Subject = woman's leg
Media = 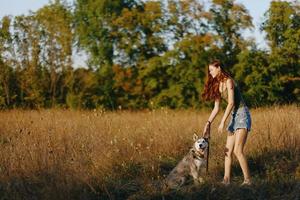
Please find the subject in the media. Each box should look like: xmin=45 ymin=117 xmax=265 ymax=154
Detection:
xmin=223 ymin=133 xmax=236 ymax=184
xmin=233 ymin=128 xmax=251 ymax=183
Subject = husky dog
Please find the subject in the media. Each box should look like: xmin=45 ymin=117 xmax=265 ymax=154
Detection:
xmin=163 ymin=134 xmax=209 ymax=190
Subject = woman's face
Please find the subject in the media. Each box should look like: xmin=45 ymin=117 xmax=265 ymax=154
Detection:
xmin=209 ymin=65 xmax=221 ymax=78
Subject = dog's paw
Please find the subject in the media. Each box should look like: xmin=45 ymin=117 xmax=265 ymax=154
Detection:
xmin=194 ymin=177 xmax=204 ymax=185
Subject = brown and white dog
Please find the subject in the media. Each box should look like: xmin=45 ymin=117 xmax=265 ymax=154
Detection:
xmin=163 ymin=134 xmax=209 ymax=190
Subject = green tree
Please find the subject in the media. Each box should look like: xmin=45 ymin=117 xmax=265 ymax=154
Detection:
xmin=66 ymin=68 xmax=99 ymax=109
xmin=209 ymin=0 xmax=253 ymax=69
xmin=138 ymin=34 xmax=214 ymax=109
xmin=74 ymin=0 xmax=138 ymax=67
xmin=165 ymin=0 xmax=209 ymax=43
xmin=112 ymin=1 xmax=167 ymax=65
xmin=74 ymin=0 xmax=139 ymax=109
xmin=111 ymin=1 xmax=168 ymax=108
xmin=233 ymin=49 xmax=270 ymax=107
xmin=261 ymin=0 xmax=300 ymax=103
xmin=0 ymin=16 xmax=15 ymax=108
xmin=35 ymin=0 xmax=73 ymax=107
xmin=13 ymin=15 xmax=45 ymax=108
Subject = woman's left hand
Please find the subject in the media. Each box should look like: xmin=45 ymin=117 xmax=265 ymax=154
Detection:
xmin=218 ymin=121 xmax=225 ymax=133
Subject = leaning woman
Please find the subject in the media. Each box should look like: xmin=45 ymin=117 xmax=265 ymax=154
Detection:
xmin=201 ymin=60 xmax=252 ymax=186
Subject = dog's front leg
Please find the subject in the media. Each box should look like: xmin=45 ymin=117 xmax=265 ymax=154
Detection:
xmin=190 ymin=167 xmax=200 ymax=185
xmin=197 ymin=177 xmax=204 ymax=184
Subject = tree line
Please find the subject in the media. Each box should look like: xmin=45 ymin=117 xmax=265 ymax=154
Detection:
xmin=0 ymin=0 xmax=299 ymax=110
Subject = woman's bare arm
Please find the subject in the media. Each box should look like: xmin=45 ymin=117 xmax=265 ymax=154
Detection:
xmin=203 ymin=98 xmax=220 ymax=137
xmin=207 ymin=98 xmax=220 ymax=123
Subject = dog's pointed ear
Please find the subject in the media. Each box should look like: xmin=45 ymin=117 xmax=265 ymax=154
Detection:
xmin=193 ymin=133 xmax=199 ymax=141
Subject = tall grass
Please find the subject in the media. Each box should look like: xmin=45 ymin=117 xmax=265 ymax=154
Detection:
xmin=0 ymin=105 xmax=299 ymax=199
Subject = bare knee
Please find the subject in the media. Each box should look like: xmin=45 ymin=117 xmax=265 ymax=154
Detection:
xmin=224 ymin=147 xmax=233 ymax=158
xmin=234 ymin=148 xmax=244 ymax=158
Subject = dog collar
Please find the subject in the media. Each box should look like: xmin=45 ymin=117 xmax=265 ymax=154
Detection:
xmin=191 ymin=149 xmax=205 ymax=159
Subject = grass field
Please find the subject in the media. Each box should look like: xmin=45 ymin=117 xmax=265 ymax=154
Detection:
xmin=0 ymin=105 xmax=299 ymax=200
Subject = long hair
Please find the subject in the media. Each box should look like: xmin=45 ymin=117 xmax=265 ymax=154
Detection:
xmin=201 ymin=60 xmax=232 ymax=101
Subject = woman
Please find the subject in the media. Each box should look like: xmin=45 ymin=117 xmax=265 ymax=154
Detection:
xmin=201 ymin=60 xmax=252 ymax=186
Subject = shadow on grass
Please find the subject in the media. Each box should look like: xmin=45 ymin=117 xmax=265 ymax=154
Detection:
xmin=127 ymin=148 xmax=300 ymax=200
xmin=0 ymin=149 xmax=299 ymax=200
xmin=0 ymin=173 xmax=101 ymax=200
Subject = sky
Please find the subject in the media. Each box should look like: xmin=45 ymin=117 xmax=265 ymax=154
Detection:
xmin=0 ymin=0 xmax=273 ymax=67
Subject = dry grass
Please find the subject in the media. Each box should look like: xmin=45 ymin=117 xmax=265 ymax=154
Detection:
xmin=0 ymin=105 xmax=299 ymax=199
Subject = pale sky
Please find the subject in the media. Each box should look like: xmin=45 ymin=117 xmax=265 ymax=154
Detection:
xmin=0 ymin=0 xmax=273 ymax=67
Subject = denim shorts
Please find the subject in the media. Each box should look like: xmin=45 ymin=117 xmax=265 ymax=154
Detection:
xmin=227 ymin=106 xmax=251 ymax=133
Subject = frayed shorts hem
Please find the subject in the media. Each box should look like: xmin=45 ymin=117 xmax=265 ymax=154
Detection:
xmin=226 ymin=106 xmax=252 ymax=134
xmin=227 ymin=127 xmax=251 ymax=134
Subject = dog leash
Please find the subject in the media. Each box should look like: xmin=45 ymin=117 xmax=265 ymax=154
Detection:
xmin=205 ymin=121 xmax=211 ymax=175
xmin=206 ymin=138 xmax=210 ymax=174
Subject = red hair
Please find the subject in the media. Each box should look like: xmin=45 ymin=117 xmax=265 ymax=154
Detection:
xmin=201 ymin=60 xmax=232 ymax=101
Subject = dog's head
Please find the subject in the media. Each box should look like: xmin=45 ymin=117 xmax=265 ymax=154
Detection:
xmin=193 ymin=134 xmax=209 ymax=153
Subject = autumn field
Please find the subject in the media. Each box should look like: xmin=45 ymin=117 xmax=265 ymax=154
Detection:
xmin=0 ymin=105 xmax=299 ymax=200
